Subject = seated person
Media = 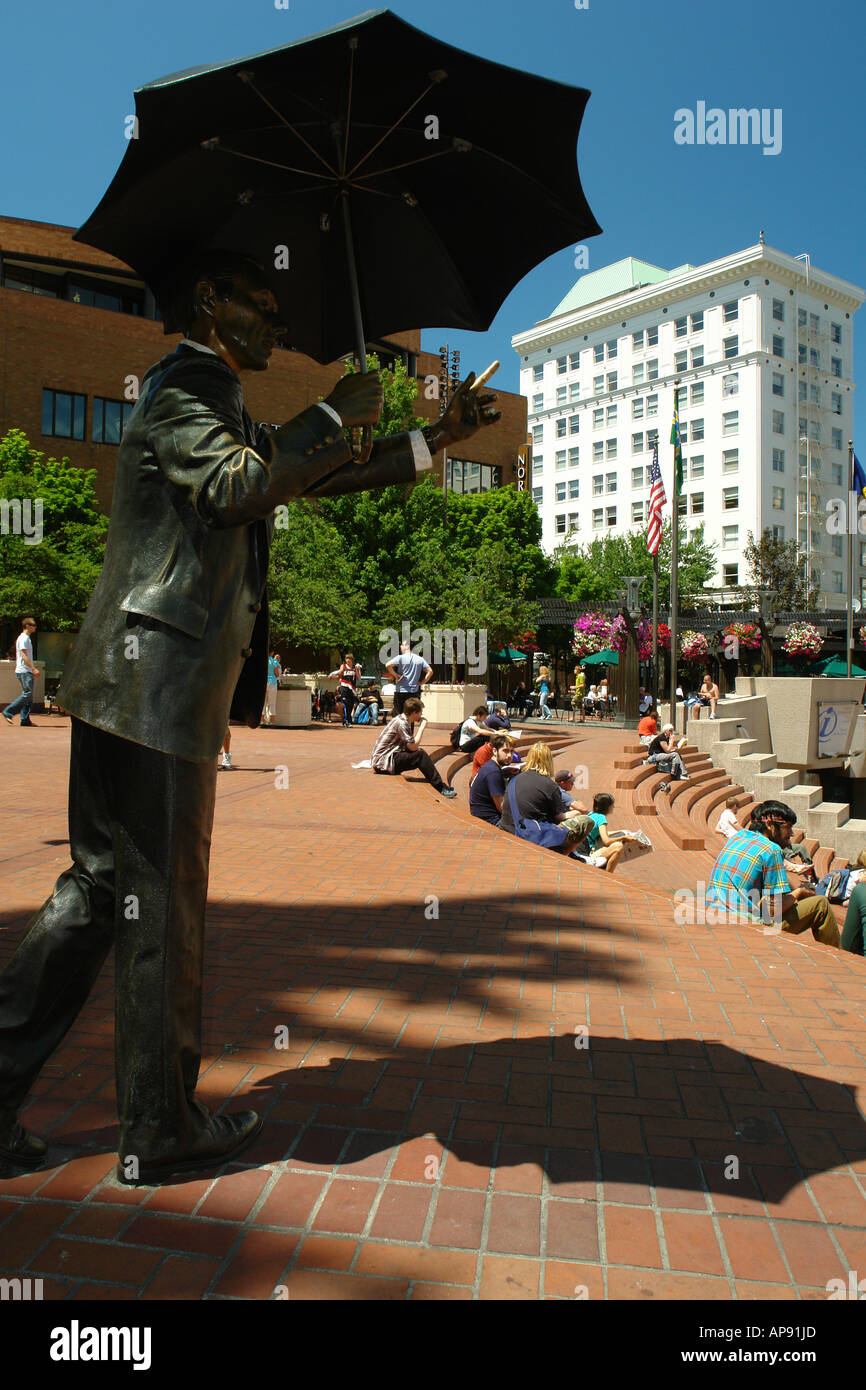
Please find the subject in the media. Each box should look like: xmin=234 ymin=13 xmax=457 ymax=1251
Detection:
xmin=498 ymin=743 xmax=593 ymax=856
xmin=380 ymin=681 xmax=396 ymax=720
xmin=715 ymin=796 xmax=743 ymax=839
xmin=838 ymin=854 xmax=866 ymax=953
xmin=638 ymin=687 xmax=653 ymax=715
xmin=469 ymin=736 xmax=516 ymax=827
xmin=578 ymin=792 xmax=625 ymax=874
xmin=781 ymin=841 xmax=815 ymax=883
xmin=353 ymin=684 xmax=382 ymax=724
xmin=646 ymin=724 xmax=689 ymax=781
xmin=705 ymin=800 xmax=839 ymax=945
xmin=637 ymin=708 xmax=659 ymax=746
xmin=370 ymin=697 xmax=457 ymax=799
xmin=485 ymin=703 xmax=513 ymax=731
xmin=472 ymin=732 xmax=521 ymax=779
xmin=459 ymin=704 xmax=496 ymax=754
xmin=554 ymin=768 xmax=589 ymax=816
xmin=584 ymin=684 xmax=599 ymax=717
xmin=695 ymin=672 xmax=720 ymax=720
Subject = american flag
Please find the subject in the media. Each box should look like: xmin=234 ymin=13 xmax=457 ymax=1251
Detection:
xmin=646 ymin=440 xmax=665 ymax=556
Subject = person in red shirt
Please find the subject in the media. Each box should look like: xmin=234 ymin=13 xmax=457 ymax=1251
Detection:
xmin=637 ymin=708 xmax=658 ymax=745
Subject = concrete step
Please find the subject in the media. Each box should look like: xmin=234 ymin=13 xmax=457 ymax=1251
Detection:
xmin=731 ymin=752 xmax=778 ymax=790
xmin=753 ymin=767 xmax=799 ymax=798
xmin=805 ymin=802 xmax=852 ymax=841
xmin=834 ymin=819 xmax=866 ymax=862
xmin=779 ymin=784 xmax=823 ymax=819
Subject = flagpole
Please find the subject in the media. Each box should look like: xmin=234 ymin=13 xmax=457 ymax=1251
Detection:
xmin=848 ymin=439 xmax=855 ymax=677
xmin=652 ymin=555 xmax=659 ymax=707
xmin=669 ymin=381 xmax=681 ymax=731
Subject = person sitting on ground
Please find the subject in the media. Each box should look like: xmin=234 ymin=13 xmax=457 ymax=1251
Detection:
xmin=554 ymin=768 xmax=589 ymax=816
xmin=705 ymin=800 xmax=840 ymax=945
xmin=637 ymin=707 xmax=659 ymax=746
xmin=647 ymin=724 xmax=689 ymax=781
xmin=459 ymin=704 xmax=497 ymax=754
xmin=370 ymin=696 xmax=457 ymax=799
xmin=715 ymin=795 xmax=742 ymax=839
xmin=471 ymin=731 xmax=521 ymax=779
xmin=498 ymin=743 xmax=593 ymax=855
xmin=469 ymin=735 xmax=518 ymax=827
xmin=837 ymin=854 xmax=866 ymax=953
xmin=484 ymin=703 xmax=513 ymax=732
xmin=578 ymin=792 xmax=625 ymax=874
xmin=353 ymin=683 xmax=382 ymax=725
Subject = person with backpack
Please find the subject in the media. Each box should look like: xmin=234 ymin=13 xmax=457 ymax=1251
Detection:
xmin=498 ymin=743 xmax=593 ymax=854
xmin=647 ymin=724 xmax=689 ymax=783
xmin=454 ymin=705 xmax=496 ymax=755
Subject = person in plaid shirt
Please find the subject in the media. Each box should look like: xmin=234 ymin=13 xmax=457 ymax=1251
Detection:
xmin=706 ymin=800 xmax=839 ymax=945
xmin=370 ymin=697 xmax=457 ymax=799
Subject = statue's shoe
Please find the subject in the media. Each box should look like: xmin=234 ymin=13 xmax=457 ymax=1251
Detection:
xmin=116 ymin=1110 xmax=263 ymax=1186
xmin=0 ymin=1120 xmax=47 ymax=1169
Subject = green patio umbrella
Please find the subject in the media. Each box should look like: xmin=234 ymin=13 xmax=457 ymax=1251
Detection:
xmin=490 ymin=648 xmax=528 ymax=663
xmin=815 ymin=656 xmax=866 ymax=678
xmin=580 ymin=649 xmax=619 ymax=666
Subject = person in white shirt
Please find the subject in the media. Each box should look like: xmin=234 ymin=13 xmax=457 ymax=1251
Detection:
xmin=3 ymin=617 xmax=39 ymax=726
xmin=715 ymin=797 xmax=742 ymax=839
xmin=459 ymin=705 xmax=496 ymax=753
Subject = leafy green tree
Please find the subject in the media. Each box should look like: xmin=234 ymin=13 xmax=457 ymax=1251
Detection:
xmin=0 ymin=429 xmax=107 ymax=646
xmin=268 ymin=501 xmax=375 ymax=662
xmin=555 ymin=521 xmax=716 ymax=608
xmin=740 ymin=529 xmax=819 ymax=612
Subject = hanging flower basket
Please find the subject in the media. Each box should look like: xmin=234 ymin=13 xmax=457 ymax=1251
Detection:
xmin=722 ymin=621 xmax=762 ymax=651
xmin=859 ymin=624 xmax=866 ymax=647
xmin=610 ymin=616 xmax=659 ymax=662
xmin=655 ymin=623 xmax=672 ymax=652
xmin=680 ymin=630 xmax=710 ymax=662
xmin=782 ymin=622 xmax=823 ymax=658
xmin=572 ymin=612 xmax=613 ymax=660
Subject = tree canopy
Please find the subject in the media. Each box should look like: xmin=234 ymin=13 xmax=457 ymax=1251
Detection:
xmin=554 ymin=520 xmax=717 ymax=608
xmin=741 ymin=529 xmax=820 ymax=612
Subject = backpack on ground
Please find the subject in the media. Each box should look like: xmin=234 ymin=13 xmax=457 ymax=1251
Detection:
xmin=449 ymin=722 xmax=464 ymax=750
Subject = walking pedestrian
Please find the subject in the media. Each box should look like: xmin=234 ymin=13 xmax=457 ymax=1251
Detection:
xmin=262 ymin=648 xmax=281 ymax=724
xmin=2 ymin=617 xmax=39 ymax=727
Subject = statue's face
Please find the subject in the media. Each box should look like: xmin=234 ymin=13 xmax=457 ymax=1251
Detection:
xmin=203 ymin=271 xmax=285 ymax=373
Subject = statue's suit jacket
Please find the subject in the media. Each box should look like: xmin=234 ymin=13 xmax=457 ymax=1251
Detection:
xmin=59 ymin=342 xmax=419 ymax=761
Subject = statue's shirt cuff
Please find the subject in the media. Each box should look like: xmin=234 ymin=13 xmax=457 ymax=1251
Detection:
xmin=317 ymin=401 xmax=343 ymax=428
xmin=410 ymin=430 xmax=432 ymax=472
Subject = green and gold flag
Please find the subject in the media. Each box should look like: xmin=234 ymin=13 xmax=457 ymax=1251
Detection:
xmin=671 ymin=388 xmax=683 ymax=495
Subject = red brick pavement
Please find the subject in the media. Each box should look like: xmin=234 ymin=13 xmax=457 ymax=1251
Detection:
xmin=1 ymin=716 xmax=865 ymax=1301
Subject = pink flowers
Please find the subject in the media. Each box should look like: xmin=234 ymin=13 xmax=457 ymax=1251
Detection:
xmin=782 ymin=622 xmax=823 ymax=658
xmin=572 ymin=612 xmax=613 ymax=659
xmin=722 ymin=621 xmax=762 ymax=651
xmin=680 ymin=630 xmax=710 ymax=662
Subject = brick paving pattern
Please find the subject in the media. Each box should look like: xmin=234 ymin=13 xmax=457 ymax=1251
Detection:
xmin=1 ymin=716 xmax=865 ymax=1300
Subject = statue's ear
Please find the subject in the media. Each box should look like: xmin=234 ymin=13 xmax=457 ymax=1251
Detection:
xmin=194 ymin=278 xmax=217 ymax=320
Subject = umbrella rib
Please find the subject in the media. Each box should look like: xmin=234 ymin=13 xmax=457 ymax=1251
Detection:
xmin=238 ymin=74 xmax=339 ymax=177
xmin=350 ymin=147 xmax=459 ymax=182
xmin=341 ymin=38 xmax=357 ymax=177
xmin=212 ymin=146 xmax=335 ymax=183
xmin=346 ymin=77 xmax=444 ymax=179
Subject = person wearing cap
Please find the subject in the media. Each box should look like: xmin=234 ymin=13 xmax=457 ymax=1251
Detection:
xmin=554 ymin=767 xmax=589 ymax=815
xmin=646 ymin=724 xmax=689 ymax=781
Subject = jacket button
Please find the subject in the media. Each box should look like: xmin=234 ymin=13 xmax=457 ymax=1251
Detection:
xmin=241 ymin=647 xmax=253 ymax=658
xmin=250 ymin=602 xmax=262 ymax=612
xmin=305 ymin=447 xmax=315 ymax=456
xmin=323 ymin=434 xmax=334 ymax=445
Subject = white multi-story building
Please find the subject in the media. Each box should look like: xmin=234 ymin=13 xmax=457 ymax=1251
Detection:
xmin=512 ymin=244 xmax=864 ymax=604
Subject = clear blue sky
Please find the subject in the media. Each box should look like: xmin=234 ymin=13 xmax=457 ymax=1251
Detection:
xmin=3 ymin=0 xmax=865 ymax=432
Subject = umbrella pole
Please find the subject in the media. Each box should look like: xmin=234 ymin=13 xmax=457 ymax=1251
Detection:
xmin=338 ymin=189 xmax=373 ymax=462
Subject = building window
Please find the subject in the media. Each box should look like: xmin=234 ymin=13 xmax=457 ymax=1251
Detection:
xmin=606 ymin=405 xmax=617 ymax=426
xmin=569 ymin=415 xmax=580 ymax=435
xmin=632 ymin=363 xmax=645 ymax=386
xmin=592 ymin=442 xmax=604 ymax=463
xmin=594 ymin=344 xmax=604 ymax=363
xmin=606 ymin=372 xmax=617 ymax=392
xmin=772 ymin=526 xmax=785 ymax=541
xmin=691 ymin=346 xmax=704 ymax=368
xmin=42 ymin=388 xmax=86 ymax=440
xmin=677 ymin=495 xmax=687 ymax=517
xmin=568 ymin=479 xmax=580 ymax=499
xmin=690 ymin=493 xmax=704 ymax=515
xmin=556 ymin=418 xmax=568 ymax=439
xmin=532 ymin=393 xmax=543 ymax=411
xmin=798 ymin=307 xmax=808 ymax=328
xmin=810 ymin=347 xmax=819 ymax=368
xmin=832 ymin=428 xmax=843 ymax=450
xmin=533 ymin=457 xmax=543 ymax=474
xmin=771 ymin=410 xmax=784 ymax=435
xmin=531 ymin=486 xmax=543 ymax=505
xmin=532 ymin=365 xmax=543 ymax=382
xmin=722 ymin=373 xmax=738 ymax=398
xmin=645 ymin=465 xmax=654 ymax=486
xmin=724 ymin=486 xmax=739 ymax=510
xmin=606 ymin=471 xmax=617 ymax=493
xmin=606 ymin=506 xmax=617 ymax=527
xmin=607 ymin=340 xmax=618 ymax=359
xmin=772 ymin=372 xmax=784 ymax=397
xmin=798 ymin=344 xmax=807 ymax=364
xmin=646 ymin=394 xmax=658 ymax=417
xmin=831 ymin=535 xmax=843 ymax=558
xmin=772 ymin=448 xmax=785 ymax=472
xmin=555 ymin=481 xmax=566 ymax=502
xmin=557 ymin=356 xmax=567 ymax=374
xmin=556 ymin=385 xmax=567 ymax=405
xmin=810 ymin=313 xmax=820 ymax=332
xmin=772 ymin=486 xmax=784 ymax=509
xmin=675 ymin=316 xmax=688 ymax=337
xmin=831 ymin=571 xmax=844 ymax=593
xmin=569 ymin=382 xmax=581 ymax=402
xmin=632 ymin=501 xmax=644 ymax=523
xmin=447 ymin=460 xmax=503 ymax=494
xmin=647 ymin=359 xmax=659 ymax=381
xmin=723 ymin=449 xmax=739 ymax=473
xmin=691 ymin=311 xmax=704 ymax=333
xmin=567 ymin=512 xmax=580 ymax=532
xmin=832 ymin=392 xmax=842 ymax=415
xmin=92 ymin=396 xmax=135 ymax=445
xmin=723 ymin=336 xmax=738 ymax=360
xmin=723 ymin=563 xmax=739 ymax=585
xmin=532 ymin=424 xmax=543 ymax=446
xmin=832 ymin=357 xmax=843 ymax=378
xmin=632 ymin=398 xmax=644 ymax=420
xmin=798 ymin=380 xmax=807 ymax=403
xmin=675 ymin=350 xmax=688 ymax=373
xmin=690 ymin=418 xmax=704 ymax=442
xmin=690 ymin=455 xmax=704 ymax=479
xmin=594 ymin=374 xmax=604 ymax=394
xmin=690 ymin=382 xmax=704 ymax=405
xmin=593 ymin=474 xmax=604 ymax=495
xmin=592 ymin=508 xmax=603 ymax=530
xmin=831 ymin=323 xmax=842 ymax=344
xmin=679 ymin=421 xmax=689 ymax=444
xmin=632 ymin=466 xmax=644 ymax=489
xmin=832 ymin=462 xmax=844 ymax=486
xmin=555 ymin=514 xmax=567 ymax=534
xmin=646 ymin=428 xmax=659 ymax=450
xmin=569 ymin=352 xmax=581 ymax=370
xmin=772 ymin=298 xmax=785 ymax=322
xmin=555 ymin=450 xmax=567 ymax=469
xmin=606 ymin=438 xmax=617 ymax=460
xmin=646 ymin=326 xmax=658 ymax=346
xmin=772 ymin=334 xmax=785 ymax=358
xmin=723 ymin=525 xmax=738 ymax=550
xmin=632 ymin=432 xmax=644 ymax=454
xmin=593 ymin=408 xmax=604 ymax=430
xmin=568 ymin=446 xmax=580 ymax=467
xmin=632 ymin=330 xmax=644 ymax=349
xmin=723 ymin=300 xmax=738 ymax=322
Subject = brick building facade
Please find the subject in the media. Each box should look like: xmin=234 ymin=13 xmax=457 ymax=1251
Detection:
xmin=0 ymin=215 xmax=527 ymax=512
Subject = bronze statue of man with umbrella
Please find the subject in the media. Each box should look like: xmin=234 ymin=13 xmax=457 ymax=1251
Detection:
xmin=0 ymin=9 xmax=598 ymax=1184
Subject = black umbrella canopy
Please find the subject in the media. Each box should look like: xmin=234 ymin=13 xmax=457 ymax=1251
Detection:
xmin=74 ymin=8 xmax=601 ymax=364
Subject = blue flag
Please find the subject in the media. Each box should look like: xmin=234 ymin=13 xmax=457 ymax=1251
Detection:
xmin=854 ymin=453 xmax=866 ymax=498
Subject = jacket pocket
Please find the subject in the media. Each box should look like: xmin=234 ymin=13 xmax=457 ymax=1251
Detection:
xmin=120 ymin=583 xmax=209 ymax=640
